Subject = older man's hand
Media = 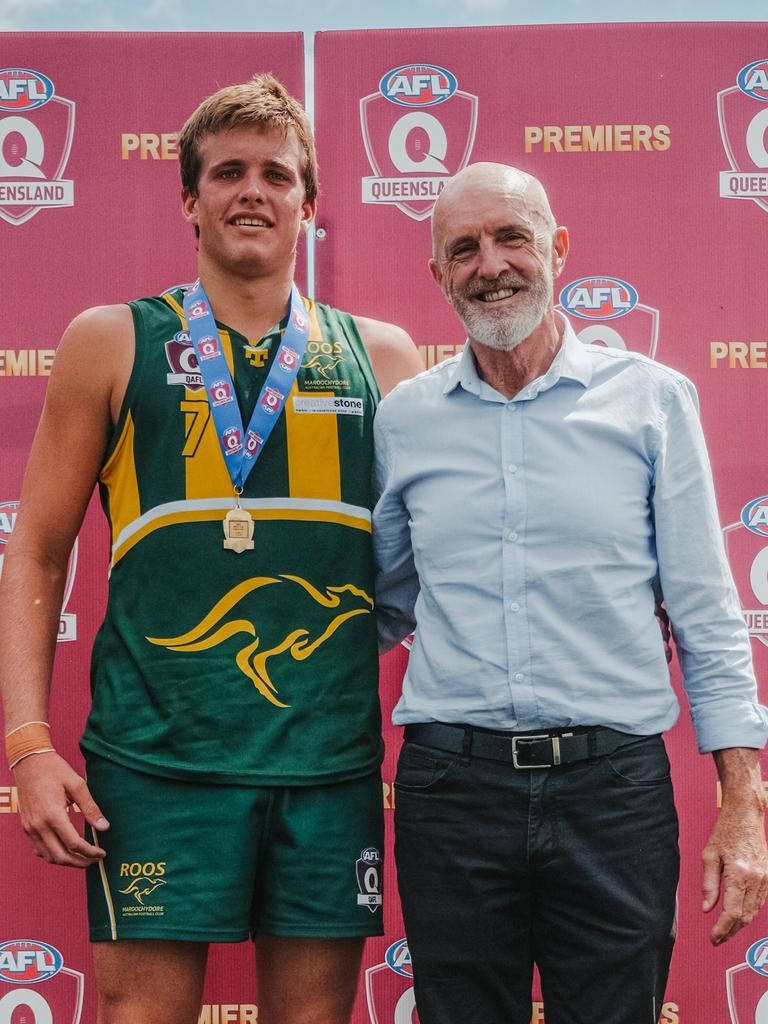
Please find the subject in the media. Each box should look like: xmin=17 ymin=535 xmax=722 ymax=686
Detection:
xmin=703 ymin=748 xmax=768 ymax=945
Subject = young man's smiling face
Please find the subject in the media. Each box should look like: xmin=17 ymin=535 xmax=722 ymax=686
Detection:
xmin=182 ymin=124 xmax=316 ymax=280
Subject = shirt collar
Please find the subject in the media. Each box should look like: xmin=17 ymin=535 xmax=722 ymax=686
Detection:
xmin=443 ymin=311 xmax=593 ymax=399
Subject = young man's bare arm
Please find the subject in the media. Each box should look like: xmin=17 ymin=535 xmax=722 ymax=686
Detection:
xmin=354 ymin=317 xmax=423 ymax=397
xmin=0 ymin=303 xmax=133 ymax=867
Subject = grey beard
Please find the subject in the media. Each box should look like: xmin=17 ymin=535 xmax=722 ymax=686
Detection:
xmin=450 ymin=274 xmax=552 ymax=352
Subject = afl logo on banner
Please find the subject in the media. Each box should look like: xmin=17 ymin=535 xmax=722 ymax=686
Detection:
xmin=556 ymin=276 xmax=659 ymax=358
xmin=726 ymin=938 xmax=768 ymax=1023
xmin=365 ymin=938 xmax=417 ymax=1024
xmin=723 ymin=497 xmax=768 ymax=650
xmin=379 ymin=65 xmax=457 ymax=107
xmin=718 ymin=58 xmax=768 ymax=213
xmin=0 ymin=69 xmax=75 ymax=227
xmin=0 ymin=500 xmax=78 ymax=641
xmin=361 ymin=63 xmax=478 ymax=222
xmin=0 ymin=939 xmax=84 ymax=1023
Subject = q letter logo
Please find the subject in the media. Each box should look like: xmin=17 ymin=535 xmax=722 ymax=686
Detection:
xmin=365 ymin=939 xmax=417 ymax=1024
xmin=718 ymin=58 xmax=768 ymax=213
xmin=0 ymin=69 xmax=75 ymax=226
xmin=360 ymin=63 xmax=478 ymax=221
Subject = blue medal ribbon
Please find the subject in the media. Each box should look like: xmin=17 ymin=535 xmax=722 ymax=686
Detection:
xmin=182 ymin=280 xmax=309 ymax=492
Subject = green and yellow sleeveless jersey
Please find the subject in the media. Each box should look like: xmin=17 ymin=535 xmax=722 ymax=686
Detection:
xmin=81 ymin=287 xmax=382 ymax=784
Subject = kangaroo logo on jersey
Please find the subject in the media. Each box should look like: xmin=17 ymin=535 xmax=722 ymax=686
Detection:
xmin=0 ymin=940 xmax=84 ymax=1024
xmin=0 ymin=499 xmax=78 ymax=640
xmin=557 ymin=276 xmax=660 ymax=357
xmin=147 ymin=576 xmax=374 ymax=708
xmin=355 ymin=847 xmax=382 ymax=913
xmin=118 ymin=873 xmax=166 ymax=907
xmin=361 ymin=63 xmax=478 ymax=221
xmin=718 ymin=58 xmax=768 ymax=213
xmin=165 ymin=331 xmax=204 ymax=391
xmin=726 ymin=938 xmax=768 ymax=1023
xmin=0 ymin=68 xmax=75 ymax=227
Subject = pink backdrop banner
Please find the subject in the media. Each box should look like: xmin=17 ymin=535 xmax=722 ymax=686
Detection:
xmin=313 ymin=24 xmax=768 ymax=1024
xmin=1 ymin=23 xmax=768 ymax=1024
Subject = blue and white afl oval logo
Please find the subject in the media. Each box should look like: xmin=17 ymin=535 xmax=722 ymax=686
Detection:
xmin=746 ymin=937 xmax=768 ymax=976
xmin=0 ymin=939 xmax=64 ymax=984
xmin=385 ymin=938 xmax=413 ymax=978
xmin=740 ymin=496 xmax=768 ymax=538
xmin=379 ymin=64 xmax=457 ymax=107
xmin=737 ymin=59 xmax=768 ymax=102
xmin=559 ymin=277 xmax=639 ymax=321
xmin=0 ymin=69 xmax=55 ymax=111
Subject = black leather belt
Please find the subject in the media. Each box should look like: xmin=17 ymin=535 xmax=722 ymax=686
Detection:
xmin=403 ymin=722 xmax=645 ymax=769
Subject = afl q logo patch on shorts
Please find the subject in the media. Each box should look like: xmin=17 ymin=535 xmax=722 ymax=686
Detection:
xmin=356 ymin=847 xmax=382 ymax=913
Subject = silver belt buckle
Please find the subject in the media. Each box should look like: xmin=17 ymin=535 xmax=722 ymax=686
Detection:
xmin=512 ymin=733 xmax=559 ymax=769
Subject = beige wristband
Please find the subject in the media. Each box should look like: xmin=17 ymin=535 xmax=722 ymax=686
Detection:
xmin=5 ymin=721 xmax=54 ymax=770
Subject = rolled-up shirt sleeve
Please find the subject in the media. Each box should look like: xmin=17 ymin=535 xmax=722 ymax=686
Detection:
xmin=373 ymin=408 xmax=419 ymax=653
xmin=652 ymin=377 xmax=768 ymax=752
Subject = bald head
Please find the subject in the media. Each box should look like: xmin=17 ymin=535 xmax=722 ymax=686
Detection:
xmin=432 ymin=163 xmax=556 ymax=259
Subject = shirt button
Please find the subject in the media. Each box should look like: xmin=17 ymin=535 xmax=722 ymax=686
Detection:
xmin=507 ymin=464 xmax=518 ymax=474
xmin=514 ymin=672 xmax=525 ymax=682
xmin=509 ymin=602 xmax=520 ymax=613
xmin=507 ymin=531 xmax=518 ymax=542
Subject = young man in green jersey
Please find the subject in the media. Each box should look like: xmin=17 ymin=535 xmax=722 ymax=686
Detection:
xmin=0 ymin=75 xmax=422 ymax=1024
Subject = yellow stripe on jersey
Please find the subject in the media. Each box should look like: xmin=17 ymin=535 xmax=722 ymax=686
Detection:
xmin=100 ymin=412 xmax=141 ymax=547
xmin=285 ymin=302 xmax=342 ymax=501
xmin=110 ymin=497 xmax=372 ymax=567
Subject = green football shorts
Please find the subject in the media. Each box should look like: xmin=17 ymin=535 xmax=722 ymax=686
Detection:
xmin=84 ymin=753 xmax=385 ymax=942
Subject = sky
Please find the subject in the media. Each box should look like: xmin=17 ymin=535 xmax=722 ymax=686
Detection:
xmin=1 ymin=0 xmax=766 ymax=32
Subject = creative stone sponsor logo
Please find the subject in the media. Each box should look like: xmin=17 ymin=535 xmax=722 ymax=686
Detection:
xmin=121 ymin=132 xmax=178 ymax=160
xmin=292 ymin=396 xmax=364 ymax=416
xmin=0 ymin=349 xmax=55 ymax=376
xmin=165 ymin=331 xmax=204 ymax=390
xmin=118 ymin=861 xmax=166 ymax=916
xmin=524 ymin=123 xmax=670 ymax=153
xmin=710 ymin=340 xmax=768 ymax=369
xmin=0 ymin=500 xmax=77 ymax=640
xmin=0 ymin=69 xmax=75 ymax=226
xmin=718 ymin=58 xmax=768 ymax=212
xmin=723 ymin=498 xmax=768 ymax=649
xmin=0 ymin=939 xmax=84 ymax=1023
xmin=361 ymin=63 xmax=478 ymax=221
xmin=557 ymin=276 xmax=660 ymax=358
xmin=727 ymin=937 xmax=768 ymax=1022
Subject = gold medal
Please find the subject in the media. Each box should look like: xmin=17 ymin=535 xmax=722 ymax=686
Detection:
xmin=223 ymin=492 xmax=254 ymax=553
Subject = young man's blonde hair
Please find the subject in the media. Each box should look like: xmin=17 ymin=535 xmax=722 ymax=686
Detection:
xmin=178 ymin=73 xmax=318 ymax=202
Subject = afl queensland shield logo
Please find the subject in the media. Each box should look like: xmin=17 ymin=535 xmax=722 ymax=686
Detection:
xmin=727 ymin=939 xmax=768 ymax=1023
xmin=718 ymin=59 xmax=768 ymax=215
xmin=557 ymin=276 xmax=660 ymax=358
xmin=365 ymin=939 xmax=418 ymax=1024
xmin=360 ymin=64 xmax=478 ymax=222
xmin=0 ymin=940 xmax=84 ymax=1024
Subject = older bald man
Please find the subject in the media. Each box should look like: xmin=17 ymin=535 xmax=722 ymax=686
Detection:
xmin=373 ymin=163 xmax=768 ymax=1024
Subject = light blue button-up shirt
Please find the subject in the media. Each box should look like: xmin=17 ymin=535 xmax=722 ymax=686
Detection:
xmin=373 ymin=317 xmax=768 ymax=753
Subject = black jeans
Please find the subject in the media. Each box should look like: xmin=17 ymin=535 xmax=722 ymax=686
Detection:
xmin=394 ymin=731 xmax=679 ymax=1024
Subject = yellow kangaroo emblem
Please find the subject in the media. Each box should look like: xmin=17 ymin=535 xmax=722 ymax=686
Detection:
xmin=147 ymin=575 xmax=373 ymax=708
xmin=118 ymin=876 xmax=166 ymax=906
